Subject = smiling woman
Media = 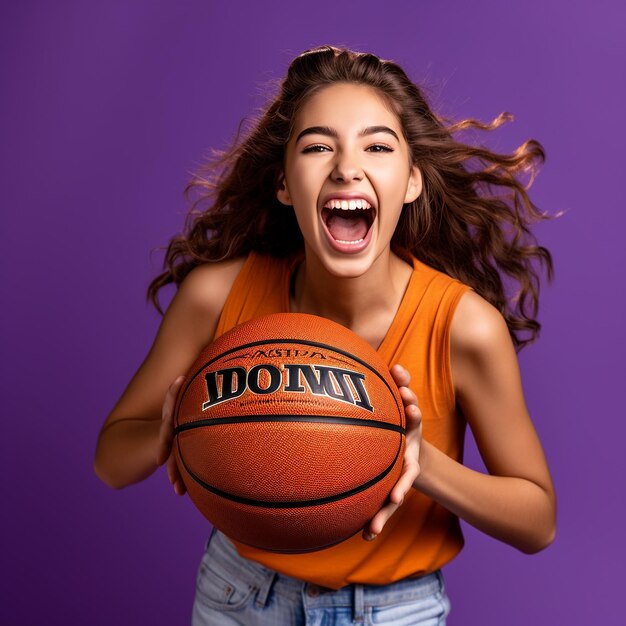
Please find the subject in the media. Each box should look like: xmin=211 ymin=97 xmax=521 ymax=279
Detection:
xmin=277 ymin=83 xmax=422 ymax=278
xmin=94 ymin=44 xmax=557 ymax=625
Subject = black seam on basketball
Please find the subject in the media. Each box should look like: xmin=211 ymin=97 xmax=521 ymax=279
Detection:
xmin=177 ymin=432 xmax=404 ymax=509
xmin=176 ymin=338 xmax=404 ymax=427
xmin=173 ymin=414 xmax=406 ymax=436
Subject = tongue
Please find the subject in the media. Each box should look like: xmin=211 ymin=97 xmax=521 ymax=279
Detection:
xmin=326 ymin=212 xmax=369 ymax=241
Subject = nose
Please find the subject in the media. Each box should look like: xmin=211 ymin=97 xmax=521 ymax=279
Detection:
xmin=330 ymin=150 xmax=363 ymax=182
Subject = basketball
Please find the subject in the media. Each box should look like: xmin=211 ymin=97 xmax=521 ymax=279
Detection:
xmin=173 ymin=312 xmax=406 ymax=553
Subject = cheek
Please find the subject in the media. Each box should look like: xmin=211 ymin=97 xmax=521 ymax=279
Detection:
xmin=378 ymin=161 xmax=411 ymax=186
xmin=373 ymin=172 xmax=411 ymax=212
xmin=289 ymin=164 xmax=323 ymax=207
xmin=374 ymin=170 xmax=409 ymax=230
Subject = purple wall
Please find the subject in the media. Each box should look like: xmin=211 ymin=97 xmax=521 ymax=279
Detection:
xmin=2 ymin=1 xmax=624 ymax=624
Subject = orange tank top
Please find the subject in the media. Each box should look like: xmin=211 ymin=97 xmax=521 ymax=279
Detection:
xmin=214 ymin=251 xmax=471 ymax=589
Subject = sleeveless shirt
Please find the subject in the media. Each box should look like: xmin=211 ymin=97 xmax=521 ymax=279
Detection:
xmin=213 ymin=251 xmax=471 ymax=589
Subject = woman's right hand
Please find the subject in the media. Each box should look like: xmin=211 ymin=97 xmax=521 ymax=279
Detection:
xmin=156 ymin=375 xmax=187 ymax=496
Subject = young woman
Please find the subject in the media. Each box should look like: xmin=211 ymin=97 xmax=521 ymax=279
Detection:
xmin=95 ymin=45 xmax=556 ymax=625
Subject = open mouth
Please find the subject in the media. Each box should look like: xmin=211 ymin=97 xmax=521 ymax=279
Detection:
xmin=321 ymin=199 xmax=376 ymax=245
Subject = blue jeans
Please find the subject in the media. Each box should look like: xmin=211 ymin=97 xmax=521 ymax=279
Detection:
xmin=192 ymin=529 xmax=451 ymax=625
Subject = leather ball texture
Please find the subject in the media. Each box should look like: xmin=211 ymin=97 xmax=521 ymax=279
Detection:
xmin=174 ymin=312 xmax=406 ymax=553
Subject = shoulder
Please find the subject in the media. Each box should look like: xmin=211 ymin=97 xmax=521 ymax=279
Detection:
xmin=174 ymin=256 xmax=247 ymax=316
xmin=146 ymin=256 xmax=248 ymax=373
xmin=451 ymin=291 xmax=509 ymax=350
xmin=158 ymin=257 xmax=247 ymax=345
xmin=450 ymin=290 xmax=517 ymax=398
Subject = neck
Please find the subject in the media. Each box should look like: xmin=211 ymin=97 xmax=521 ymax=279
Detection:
xmin=290 ymin=249 xmax=413 ymax=349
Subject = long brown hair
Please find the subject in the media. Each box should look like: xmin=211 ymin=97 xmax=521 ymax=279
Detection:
xmin=148 ymin=45 xmax=554 ymax=350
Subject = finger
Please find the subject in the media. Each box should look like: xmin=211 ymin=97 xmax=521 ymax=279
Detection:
xmin=162 ymin=375 xmax=186 ymax=422
xmin=398 ymin=385 xmax=419 ymax=409
xmin=167 ymin=453 xmax=186 ymax=496
xmin=156 ymin=414 xmax=175 ymax=465
xmin=158 ymin=410 xmax=174 ymax=443
xmin=167 ymin=451 xmax=181 ymax=483
xmin=155 ymin=444 xmax=168 ymax=467
xmin=364 ymin=500 xmax=400 ymax=538
xmin=363 ymin=472 xmax=416 ymax=540
xmin=156 ymin=431 xmax=171 ymax=466
xmin=404 ymin=402 xmax=422 ymax=425
xmin=166 ymin=452 xmax=176 ymax=484
xmin=389 ymin=465 xmax=419 ymax=503
xmin=157 ymin=376 xmax=186 ymax=466
xmin=173 ymin=479 xmax=187 ymax=496
xmin=390 ymin=363 xmax=411 ymax=388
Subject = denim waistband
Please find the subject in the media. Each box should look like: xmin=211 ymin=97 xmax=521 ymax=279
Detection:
xmin=204 ymin=528 xmax=445 ymax=610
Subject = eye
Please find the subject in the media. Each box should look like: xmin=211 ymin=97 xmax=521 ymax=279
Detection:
xmin=302 ymin=144 xmax=330 ymax=153
xmin=366 ymin=144 xmax=394 ymax=153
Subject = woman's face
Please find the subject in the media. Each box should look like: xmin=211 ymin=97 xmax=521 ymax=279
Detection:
xmin=277 ymin=82 xmax=422 ymax=278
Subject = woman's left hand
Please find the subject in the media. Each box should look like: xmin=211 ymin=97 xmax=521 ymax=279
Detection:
xmin=362 ymin=363 xmax=423 ymax=541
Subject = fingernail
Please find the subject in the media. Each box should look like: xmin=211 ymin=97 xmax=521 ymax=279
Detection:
xmin=364 ymin=532 xmax=377 ymax=542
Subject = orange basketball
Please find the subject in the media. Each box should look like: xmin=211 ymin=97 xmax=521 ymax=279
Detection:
xmin=173 ymin=312 xmax=406 ymax=553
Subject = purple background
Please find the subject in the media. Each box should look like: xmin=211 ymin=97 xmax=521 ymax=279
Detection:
xmin=2 ymin=1 xmax=624 ymax=624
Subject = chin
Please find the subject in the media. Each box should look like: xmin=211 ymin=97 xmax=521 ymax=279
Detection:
xmin=318 ymin=250 xmax=381 ymax=280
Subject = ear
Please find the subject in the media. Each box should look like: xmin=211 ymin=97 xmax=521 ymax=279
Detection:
xmin=276 ymin=172 xmax=292 ymax=206
xmin=404 ymin=166 xmax=423 ymax=204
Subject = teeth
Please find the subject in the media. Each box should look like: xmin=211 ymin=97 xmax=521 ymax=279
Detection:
xmin=324 ymin=198 xmax=372 ymax=210
xmin=336 ymin=238 xmax=364 ymax=244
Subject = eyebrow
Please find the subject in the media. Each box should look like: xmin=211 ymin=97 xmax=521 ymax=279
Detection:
xmin=295 ymin=125 xmax=400 ymax=144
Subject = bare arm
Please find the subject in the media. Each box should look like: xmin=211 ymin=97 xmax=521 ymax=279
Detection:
xmin=93 ymin=258 xmax=245 ymax=489
xmin=366 ymin=291 xmax=556 ymax=553
xmin=416 ymin=291 xmax=556 ymax=552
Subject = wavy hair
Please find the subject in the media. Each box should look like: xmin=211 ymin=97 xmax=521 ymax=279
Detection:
xmin=148 ymin=45 xmax=555 ymax=350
